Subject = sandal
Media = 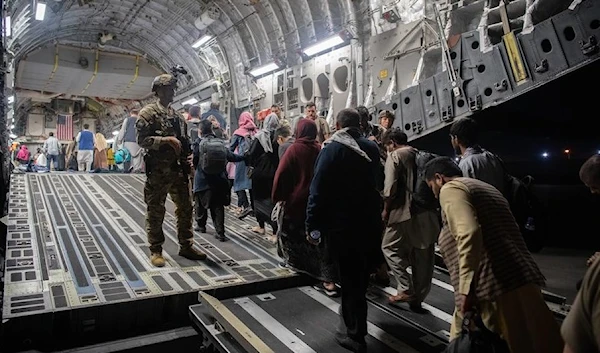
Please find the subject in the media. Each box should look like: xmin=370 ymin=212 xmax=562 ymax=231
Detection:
xmin=314 ymin=282 xmax=340 ymax=297
xmin=251 ymin=226 xmax=265 ymax=235
xmin=388 ymin=291 xmax=414 ymax=304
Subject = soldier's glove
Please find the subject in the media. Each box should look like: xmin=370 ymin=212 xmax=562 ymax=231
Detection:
xmin=162 ymin=137 xmax=182 ymax=156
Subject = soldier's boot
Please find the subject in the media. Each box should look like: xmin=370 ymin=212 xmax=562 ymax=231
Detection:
xmin=179 ymin=246 xmax=207 ymax=261
xmin=150 ymin=253 xmax=166 ymax=267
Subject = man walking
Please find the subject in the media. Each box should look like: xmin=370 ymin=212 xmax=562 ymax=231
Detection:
xmin=424 ymin=157 xmax=562 ymax=353
xmin=43 ymin=132 xmax=60 ymax=171
xmin=381 ymin=128 xmax=439 ymax=309
xmin=306 ymin=108 xmax=382 ymax=353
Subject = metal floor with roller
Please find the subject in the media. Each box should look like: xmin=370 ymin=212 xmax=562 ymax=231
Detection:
xmin=1 ymin=173 xmax=300 ymax=351
xmin=2 ymin=173 xmax=572 ymax=353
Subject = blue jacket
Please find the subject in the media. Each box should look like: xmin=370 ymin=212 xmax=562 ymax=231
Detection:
xmin=201 ymin=109 xmax=227 ymax=130
xmin=193 ymin=135 xmax=244 ymax=193
xmin=229 ymin=134 xmax=252 ymax=192
xmin=306 ymin=128 xmax=383 ymax=234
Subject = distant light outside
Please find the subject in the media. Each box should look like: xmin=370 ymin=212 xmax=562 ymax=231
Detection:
xmin=112 ymin=131 xmax=119 ymax=136
xmin=192 ymin=35 xmax=212 ymax=48
xmin=35 ymin=2 xmax=46 ymax=21
xmin=182 ymin=97 xmax=199 ymax=106
xmin=303 ymin=35 xmax=345 ymax=56
xmin=5 ymin=16 xmax=11 ymax=37
xmin=542 ymin=152 xmax=549 ymax=158
xmin=249 ymin=63 xmax=279 ymax=77
xmin=564 ymin=149 xmax=570 ymax=154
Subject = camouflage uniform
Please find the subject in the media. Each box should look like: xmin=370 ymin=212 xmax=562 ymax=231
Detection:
xmin=136 ymin=75 xmax=195 ymax=255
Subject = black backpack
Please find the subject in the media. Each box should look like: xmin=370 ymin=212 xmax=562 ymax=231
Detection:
xmin=198 ymin=138 xmax=228 ymax=175
xmin=411 ymin=150 xmax=440 ymax=212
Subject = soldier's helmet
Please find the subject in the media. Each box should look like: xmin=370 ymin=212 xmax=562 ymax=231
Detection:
xmin=151 ymin=74 xmax=176 ymax=93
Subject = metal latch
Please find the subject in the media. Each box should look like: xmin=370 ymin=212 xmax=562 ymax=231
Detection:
xmin=580 ymin=35 xmax=599 ymax=56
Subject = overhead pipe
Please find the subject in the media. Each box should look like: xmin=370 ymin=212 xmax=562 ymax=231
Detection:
xmin=41 ymin=44 xmax=59 ymax=94
xmin=118 ymin=55 xmax=140 ymax=98
xmin=80 ymin=49 xmax=100 ymax=95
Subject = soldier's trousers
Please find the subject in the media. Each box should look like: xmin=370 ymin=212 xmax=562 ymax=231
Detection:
xmin=144 ymin=168 xmax=194 ymax=254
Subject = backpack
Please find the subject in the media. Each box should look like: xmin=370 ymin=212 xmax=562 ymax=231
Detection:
xmin=198 ymin=137 xmax=228 ymax=175
xmin=411 ymin=150 xmax=440 ymax=212
xmin=114 ymin=148 xmax=131 ymax=164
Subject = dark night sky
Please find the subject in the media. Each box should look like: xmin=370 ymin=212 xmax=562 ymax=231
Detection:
xmin=412 ymin=58 xmax=600 ymax=185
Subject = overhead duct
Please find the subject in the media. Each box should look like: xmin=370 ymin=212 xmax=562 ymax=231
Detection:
xmin=15 ymin=45 xmax=161 ymax=100
xmin=16 ymin=89 xmax=62 ymax=102
xmin=194 ymin=7 xmax=219 ymax=30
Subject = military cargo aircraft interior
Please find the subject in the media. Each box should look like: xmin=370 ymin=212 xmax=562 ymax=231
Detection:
xmin=1 ymin=0 xmax=600 ymax=352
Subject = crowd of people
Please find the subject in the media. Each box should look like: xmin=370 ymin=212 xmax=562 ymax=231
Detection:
xmin=15 ymin=71 xmax=598 ymax=353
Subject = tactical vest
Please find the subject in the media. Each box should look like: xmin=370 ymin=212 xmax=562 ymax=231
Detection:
xmin=438 ymin=178 xmax=545 ymax=304
xmin=139 ymin=103 xmax=189 ymax=169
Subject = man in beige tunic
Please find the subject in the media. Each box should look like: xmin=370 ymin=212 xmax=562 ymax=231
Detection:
xmin=381 ymin=128 xmax=439 ymax=309
xmin=424 ymin=156 xmax=562 ymax=353
xmin=561 ymin=154 xmax=600 ymax=353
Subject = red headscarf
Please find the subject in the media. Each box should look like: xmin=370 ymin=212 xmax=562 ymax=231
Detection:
xmin=233 ymin=112 xmax=257 ymax=137
xmin=271 ymin=118 xmax=321 ymax=222
xmin=295 ymin=118 xmax=320 ymax=149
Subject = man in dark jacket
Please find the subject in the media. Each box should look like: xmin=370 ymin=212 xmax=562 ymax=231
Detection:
xmin=201 ymin=102 xmax=227 ymax=130
xmin=193 ymin=120 xmax=244 ymax=241
xmin=306 ymin=108 xmax=383 ymax=353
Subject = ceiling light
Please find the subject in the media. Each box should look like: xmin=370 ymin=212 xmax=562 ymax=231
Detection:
xmin=248 ymin=62 xmax=279 ymax=77
xmin=182 ymin=97 xmax=199 ymax=105
xmin=5 ymin=16 xmax=11 ymax=37
xmin=192 ymin=35 xmax=212 ymax=48
xmin=35 ymin=2 xmax=46 ymax=21
xmin=303 ymin=35 xmax=345 ymax=56
xmin=7 ymin=96 xmax=14 ymax=103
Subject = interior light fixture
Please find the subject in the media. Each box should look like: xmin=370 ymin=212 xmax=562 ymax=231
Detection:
xmin=248 ymin=62 xmax=279 ymax=77
xmin=192 ymin=35 xmax=212 ymax=49
xmin=5 ymin=16 xmax=11 ymax=37
xmin=182 ymin=97 xmax=199 ymax=105
xmin=303 ymin=34 xmax=345 ymax=56
xmin=35 ymin=2 xmax=46 ymax=21
xmin=7 ymin=95 xmax=14 ymax=103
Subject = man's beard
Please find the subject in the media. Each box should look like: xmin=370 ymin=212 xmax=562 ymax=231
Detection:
xmin=453 ymin=144 xmax=462 ymax=156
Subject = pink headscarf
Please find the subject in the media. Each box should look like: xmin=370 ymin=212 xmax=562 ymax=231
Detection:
xmin=233 ymin=112 xmax=258 ymax=137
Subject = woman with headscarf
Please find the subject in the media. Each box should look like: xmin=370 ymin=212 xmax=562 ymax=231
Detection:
xmin=245 ymin=113 xmax=280 ymax=240
xmin=230 ymin=112 xmax=257 ymax=215
xmin=93 ymin=133 xmax=109 ymax=170
xmin=272 ymin=119 xmax=340 ymax=294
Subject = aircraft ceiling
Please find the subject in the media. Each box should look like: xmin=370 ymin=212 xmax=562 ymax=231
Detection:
xmin=7 ymin=0 xmax=364 ymax=102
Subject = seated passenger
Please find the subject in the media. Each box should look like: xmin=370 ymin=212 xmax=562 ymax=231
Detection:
xmin=424 ymin=157 xmax=562 ymax=353
xmin=193 ymin=120 xmax=244 ymax=241
xmin=562 ymin=154 xmax=600 ymax=353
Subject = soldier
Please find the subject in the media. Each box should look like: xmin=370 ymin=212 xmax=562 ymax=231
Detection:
xmin=136 ymin=73 xmax=207 ymax=267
